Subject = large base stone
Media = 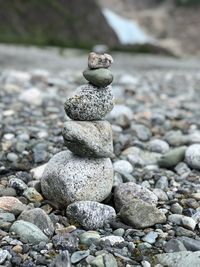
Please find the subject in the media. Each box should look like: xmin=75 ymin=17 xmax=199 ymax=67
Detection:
xmin=41 ymin=151 xmax=113 ymax=207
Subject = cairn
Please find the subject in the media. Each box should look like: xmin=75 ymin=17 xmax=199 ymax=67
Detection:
xmin=41 ymin=52 xmax=115 ymax=207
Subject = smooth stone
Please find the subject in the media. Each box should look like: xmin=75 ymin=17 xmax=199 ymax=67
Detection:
xmin=168 ymin=214 xmax=196 ymax=230
xmin=79 ymin=231 xmax=100 ymax=246
xmin=153 ymin=188 xmax=168 ymax=201
xmin=66 ymin=201 xmax=116 ymax=230
xmin=131 ymin=123 xmax=152 ymax=141
xmin=10 ymin=220 xmax=48 ymax=245
xmin=142 ymin=231 xmax=158 ymax=244
xmin=185 ymin=144 xmax=200 ymax=170
xmin=113 ymin=228 xmax=125 ymax=237
xmin=19 ymin=87 xmax=42 ymax=105
xmin=158 ymin=146 xmax=186 ymax=168
xmin=30 ymin=164 xmax=47 ymax=180
xmin=23 ymin=187 xmax=43 ymax=202
xmin=83 ymin=68 xmax=113 ymax=87
xmin=114 ymin=182 xmax=158 ymax=212
xmin=88 ymin=52 xmax=113 ymax=69
xmin=18 ymin=208 xmax=54 ymax=236
xmin=171 ymin=203 xmax=183 ymax=214
xmin=90 ymin=253 xmax=118 ymax=267
xmin=164 ymin=239 xmax=187 ymax=253
xmin=7 ymin=152 xmax=18 ymax=162
xmin=155 ymin=251 xmax=200 ymax=267
xmin=64 ymin=84 xmax=114 ymax=121
xmin=49 ymin=250 xmax=71 ymax=267
xmin=100 ymin=235 xmax=124 ymax=246
xmin=119 ymin=199 xmax=166 ymax=229
xmin=71 ymin=250 xmax=90 ymax=264
xmin=113 ymin=160 xmax=133 ymax=174
xmin=41 ymin=151 xmax=113 ymax=207
xmin=62 ymin=120 xmax=113 ymax=158
xmin=0 ymin=212 xmax=15 ymax=223
xmin=177 ymin=237 xmax=200 ymax=251
xmin=0 ymin=197 xmax=22 ymax=212
xmin=148 ymin=139 xmax=170 ymax=154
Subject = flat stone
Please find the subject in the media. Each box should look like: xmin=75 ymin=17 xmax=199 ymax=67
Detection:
xmin=158 ymin=146 xmax=186 ymax=168
xmin=41 ymin=151 xmax=113 ymax=207
xmin=119 ymin=199 xmax=166 ymax=229
xmin=168 ymin=214 xmax=196 ymax=230
xmin=164 ymin=239 xmax=187 ymax=253
xmin=62 ymin=120 xmax=113 ymax=157
xmin=10 ymin=220 xmax=48 ymax=245
xmin=88 ymin=52 xmax=113 ymax=69
xmin=185 ymin=144 xmax=200 ymax=170
xmin=177 ymin=237 xmax=200 ymax=251
xmin=71 ymin=250 xmax=90 ymax=264
xmin=79 ymin=231 xmax=101 ymax=246
xmin=83 ymin=68 xmax=113 ymax=87
xmin=114 ymin=182 xmax=158 ymax=211
xmin=142 ymin=231 xmax=158 ymax=244
xmin=64 ymin=84 xmax=114 ymax=121
xmin=66 ymin=201 xmax=116 ymax=230
xmin=155 ymin=251 xmax=200 ymax=267
xmin=90 ymin=253 xmax=118 ymax=267
xmin=18 ymin=208 xmax=54 ymax=236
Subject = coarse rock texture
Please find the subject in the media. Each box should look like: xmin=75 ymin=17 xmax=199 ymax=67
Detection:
xmin=0 ymin=197 xmax=22 ymax=212
xmin=155 ymin=251 xmax=200 ymax=267
xmin=119 ymin=199 xmax=166 ymax=229
xmin=66 ymin=201 xmax=116 ymax=230
xmin=10 ymin=220 xmax=48 ymax=245
xmin=18 ymin=208 xmax=54 ymax=236
xmin=83 ymin=68 xmax=113 ymax=87
xmin=88 ymin=52 xmax=113 ymax=69
xmin=41 ymin=151 xmax=113 ymax=207
xmin=114 ymin=182 xmax=158 ymax=211
xmin=62 ymin=120 xmax=113 ymax=157
xmin=64 ymin=84 xmax=114 ymax=121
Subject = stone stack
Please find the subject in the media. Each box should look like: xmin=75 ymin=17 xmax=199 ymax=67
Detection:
xmin=41 ymin=52 xmax=114 ymax=208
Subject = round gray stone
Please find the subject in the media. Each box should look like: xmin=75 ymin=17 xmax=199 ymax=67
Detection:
xmin=64 ymin=84 xmax=114 ymax=121
xmin=62 ymin=120 xmax=113 ymax=157
xmin=66 ymin=201 xmax=116 ymax=230
xmin=83 ymin=68 xmax=113 ymax=87
xmin=185 ymin=144 xmax=200 ymax=170
xmin=41 ymin=151 xmax=113 ymax=207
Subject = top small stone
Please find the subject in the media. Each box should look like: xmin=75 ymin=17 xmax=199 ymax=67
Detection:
xmin=88 ymin=52 xmax=113 ymax=69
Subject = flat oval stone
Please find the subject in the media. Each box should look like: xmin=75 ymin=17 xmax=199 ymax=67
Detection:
xmin=62 ymin=120 xmax=113 ymax=157
xmin=41 ymin=151 xmax=113 ymax=207
xmin=83 ymin=68 xmax=113 ymax=87
xmin=10 ymin=220 xmax=48 ymax=245
xmin=64 ymin=84 xmax=114 ymax=121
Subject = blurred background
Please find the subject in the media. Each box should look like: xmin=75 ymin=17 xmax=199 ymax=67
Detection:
xmin=0 ymin=0 xmax=200 ymax=57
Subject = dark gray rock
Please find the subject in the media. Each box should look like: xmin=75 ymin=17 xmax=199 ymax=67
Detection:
xmin=164 ymin=239 xmax=187 ymax=253
xmin=88 ymin=52 xmax=113 ymax=69
xmin=83 ymin=68 xmax=113 ymax=87
xmin=52 ymin=233 xmax=79 ymax=252
xmin=41 ymin=151 xmax=113 ymax=207
xmin=62 ymin=120 xmax=113 ymax=157
xmin=177 ymin=237 xmax=200 ymax=251
xmin=66 ymin=201 xmax=116 ymax=230
xmin=64 ymin=84 xmax=114 ymax=121
xmin=18 ymin=208 xmax=54 ymax=236
xmin=119 ymin=199 xmax=166 ymax=229
xmin=158 ymin=146 xmax=186 ymax=168
xmin=114 ymin=182 xmax=158 ymax=211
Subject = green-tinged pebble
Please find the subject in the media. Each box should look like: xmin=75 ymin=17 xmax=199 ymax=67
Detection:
xmin=83 ymin=68 xmax=113 ymax=87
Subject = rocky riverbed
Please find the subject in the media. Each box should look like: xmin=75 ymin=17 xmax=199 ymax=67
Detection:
xmin=1 ymin=47 xmax=200 ymax=267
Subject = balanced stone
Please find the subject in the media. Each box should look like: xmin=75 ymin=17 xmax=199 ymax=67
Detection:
xmin=88 ymin=52 xmax=113 ymax=69
xmin=64 ymin=84 xmax=114 ymax=121
xmin=62 ymin=120 xmax=113 ymax=157
xmin=66 ymin=201 xmax=116 ymax=230
xmin=83 ymin=68 xmax=113 ymax=87
xmin=41 ymin=151 xmax=113 ymax=207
